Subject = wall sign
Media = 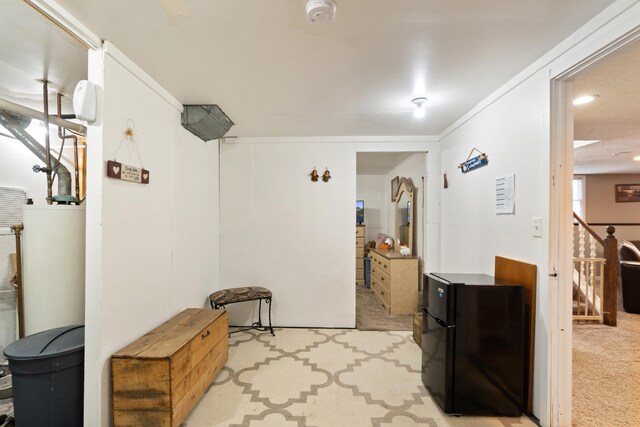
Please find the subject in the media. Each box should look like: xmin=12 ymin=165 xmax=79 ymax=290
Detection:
xmin=458 ymin=147 xmax=488 ymax=173
xmin=107 ymin=160 xmax=150 ymax=184
xmin=107 ymin=119 xmax=150 ymax=184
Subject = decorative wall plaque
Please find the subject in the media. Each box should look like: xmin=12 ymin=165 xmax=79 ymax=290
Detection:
xmin=106 ymin=120 xmax=150 ymax=184
xmin=107 ymin=160 xmax=150 ymax=184
xmin=458 ymin=147 xmax=489 ymax=173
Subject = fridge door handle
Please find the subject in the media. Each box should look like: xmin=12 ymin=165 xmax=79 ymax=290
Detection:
xmin=434 ymin=317 xmax=447 ymax=328
xmin=425 ymin=310 xmax=453 ymax=328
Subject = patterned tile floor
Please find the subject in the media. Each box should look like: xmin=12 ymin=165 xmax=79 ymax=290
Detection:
xmin=184 ymin=329 xmax=538 ymax=427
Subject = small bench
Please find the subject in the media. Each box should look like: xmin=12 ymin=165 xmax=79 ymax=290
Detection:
xmin=209 ymin=286 xmax=274 ymax=336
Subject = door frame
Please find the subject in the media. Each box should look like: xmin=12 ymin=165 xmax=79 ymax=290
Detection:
xmin=548 ymin=77 xmax=574 ymax=427
xmin=548 ymin=28 xmax=640 ymax=427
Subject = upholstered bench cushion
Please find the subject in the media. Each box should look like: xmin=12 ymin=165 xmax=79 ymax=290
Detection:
xmin=210 ymin=286 xmax=272 ymax=305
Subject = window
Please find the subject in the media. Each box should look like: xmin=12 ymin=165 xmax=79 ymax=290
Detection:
xmin=573 ymin=176 xmax=586 ymax=218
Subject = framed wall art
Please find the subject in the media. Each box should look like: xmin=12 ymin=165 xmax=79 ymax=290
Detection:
xmin=615 ymin=183 xmax=640 ymax=203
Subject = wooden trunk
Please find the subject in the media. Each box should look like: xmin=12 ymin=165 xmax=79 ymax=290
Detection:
xmin=111 ymin=308 xmax=228 ymax=427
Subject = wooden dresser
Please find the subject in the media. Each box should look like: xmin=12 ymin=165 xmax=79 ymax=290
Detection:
xmin=356 ymin=224 xmax=365 ymax=285
xmin=369 ymin=248 xmax=418 ymax=314
xmin=111 ymin=308 xmax=228 ymax=426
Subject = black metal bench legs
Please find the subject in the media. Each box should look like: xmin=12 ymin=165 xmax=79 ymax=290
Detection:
xmin=209 ymin=286 xmax=275 ymax=336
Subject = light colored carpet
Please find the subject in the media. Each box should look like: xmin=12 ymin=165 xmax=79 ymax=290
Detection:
xmin=572 ymin=311 xmax=640 ymax=427
xmin=184 ymin=328 xmax=536 ymax=427
xmin=355 ymin=284 xmax=415 ymax=331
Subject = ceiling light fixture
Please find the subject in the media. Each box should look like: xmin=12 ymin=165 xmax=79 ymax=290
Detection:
xmin=412 ymin=97 xmax=428 ymax=118
xmin=634 ymin=155 xmax=640 ymax=161
xmin=306 ymin=0 xmax=337 ymax=25
xmin=573 ymin=140 xmax=600 ymax=149
xmin=573 ymin=95 xmax=598 ymax=106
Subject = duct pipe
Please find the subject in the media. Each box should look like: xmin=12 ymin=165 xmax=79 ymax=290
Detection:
xmin=0 ymin=97 xmax=86 ymax=135
xmin=0 ymin=110 xmax=73 ymax=201
xmin=57 ymin=93 xmax=80 ymax=200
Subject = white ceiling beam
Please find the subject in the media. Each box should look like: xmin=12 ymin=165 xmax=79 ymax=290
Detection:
xmin=23 ymin=0 xmax=102 ymax=49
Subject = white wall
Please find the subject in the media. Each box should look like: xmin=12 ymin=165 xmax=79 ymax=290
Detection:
xmin=220 ymin=141 xmax=356 ymax=327
xmin=437 ymin=2 xmax=640 ymax=424
xmin=439 ymin=70 xmax=550 ymax=420
xmin=84 ymin=43 xmax=219 ymax=426
xmin=220 ymin=138 xmax=439 ymax=328
xmin=585 ymin=173 xmax=640 ymax=242
xmin=355 ymin=174 xmax=387 ymax=243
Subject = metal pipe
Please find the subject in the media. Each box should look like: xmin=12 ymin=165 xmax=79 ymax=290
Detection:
xmin=0 ymin=131 xmax=16 ymax=140
xmin=0 ymin=111 xmax=73 ymax=199
xmin=43 ymin=81 xmax=53 ymax=205
xmin=0 ymin=97 xmax=86 ymax=135
xmin=11 ymin=224 xmax=25 ymax=339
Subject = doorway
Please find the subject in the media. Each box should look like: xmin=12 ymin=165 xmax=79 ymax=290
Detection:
xmin=355 ymin=151 xmax=426 ymax=331
xmin=550 ymin=31 xmax=640 ymax=427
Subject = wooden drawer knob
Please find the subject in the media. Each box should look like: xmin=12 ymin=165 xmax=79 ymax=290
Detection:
xmin=201 ymin=330 xmax=211 ymax=338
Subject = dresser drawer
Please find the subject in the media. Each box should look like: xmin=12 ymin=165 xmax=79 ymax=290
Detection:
xmin=356 ymin=237 xmax=364 ymax=248
xmin=370 ymin=252 xmax=390 ymax=275
xmin=370 ymin=263 xmax=380 ymax=281
xmin=371 ymin=278 xmax=390 ymax=313
xmin=356 ymin=267 xmax=364 ymax=280
xmin=356 ymin=226 xmax=364 ymax=238
xmin=371 ymin=275 xmax=390 ymax=304
xmin=356 ymin=246 xmax=364 ymax=258
xmin=371 ymin=263 xmax=390 ymax=288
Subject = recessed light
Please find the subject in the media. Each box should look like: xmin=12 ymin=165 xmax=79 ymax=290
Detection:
xmin=573 ymin=140 xmax=600 ymax=149
xmin=412 ymin=97 xmax=427 ymax=118
xmin=573 ymin=95 xmax=598 ymax=106
xmin=634 ymin=155 xmax=640 ymax=161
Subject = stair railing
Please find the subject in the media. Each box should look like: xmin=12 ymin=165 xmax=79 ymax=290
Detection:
xmin=572 ymin=213 xmax=618 ymax=326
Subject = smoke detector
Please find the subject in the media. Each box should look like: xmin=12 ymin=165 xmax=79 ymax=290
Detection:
xmin=306 ymin=0 xmax=337 ymax=25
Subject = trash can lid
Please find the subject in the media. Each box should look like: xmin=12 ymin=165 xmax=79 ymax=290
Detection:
xmin=3 ymin=325 xmax=84 ymax=360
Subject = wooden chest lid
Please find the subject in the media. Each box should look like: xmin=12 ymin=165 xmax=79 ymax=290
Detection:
xmin=112 ymin=308 xmax=226 ymax=359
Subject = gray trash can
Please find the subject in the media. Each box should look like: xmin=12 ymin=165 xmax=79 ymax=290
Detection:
xmin=3 ymin=325 xmax=84 ymax=427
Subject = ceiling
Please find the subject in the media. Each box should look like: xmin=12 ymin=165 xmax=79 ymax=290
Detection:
xmin=24 ymin=0 xmax=613 ymax=137
xmin=573 ymin=40 xmax=640 ymax=175
xmin=0 ymin=1 xmax=87 ymax=114
xmin=3 ymin=0 xmax=637 ymax=176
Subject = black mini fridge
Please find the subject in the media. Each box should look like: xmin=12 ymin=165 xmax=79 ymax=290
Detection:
xmin=421 ymin=273 xmax=525 ymax=416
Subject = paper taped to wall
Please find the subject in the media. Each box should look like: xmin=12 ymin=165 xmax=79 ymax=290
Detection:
xmin=496 ymin=174 xmax=515 ymax=215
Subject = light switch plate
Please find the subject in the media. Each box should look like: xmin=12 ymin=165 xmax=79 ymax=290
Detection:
xmin=532 ymin=217 xmax=542 ymax=238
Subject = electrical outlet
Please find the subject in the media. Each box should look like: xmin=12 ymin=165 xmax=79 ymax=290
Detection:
xmin=532 ymin=217 xmax=542 ymax=238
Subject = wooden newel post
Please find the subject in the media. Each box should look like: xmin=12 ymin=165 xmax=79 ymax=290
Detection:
xmin=603 ymin=225 xmax=618 ymax=326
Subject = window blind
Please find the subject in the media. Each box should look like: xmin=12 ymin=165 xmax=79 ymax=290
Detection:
xmin=0 ymin=186 xmax=27 ymax=230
